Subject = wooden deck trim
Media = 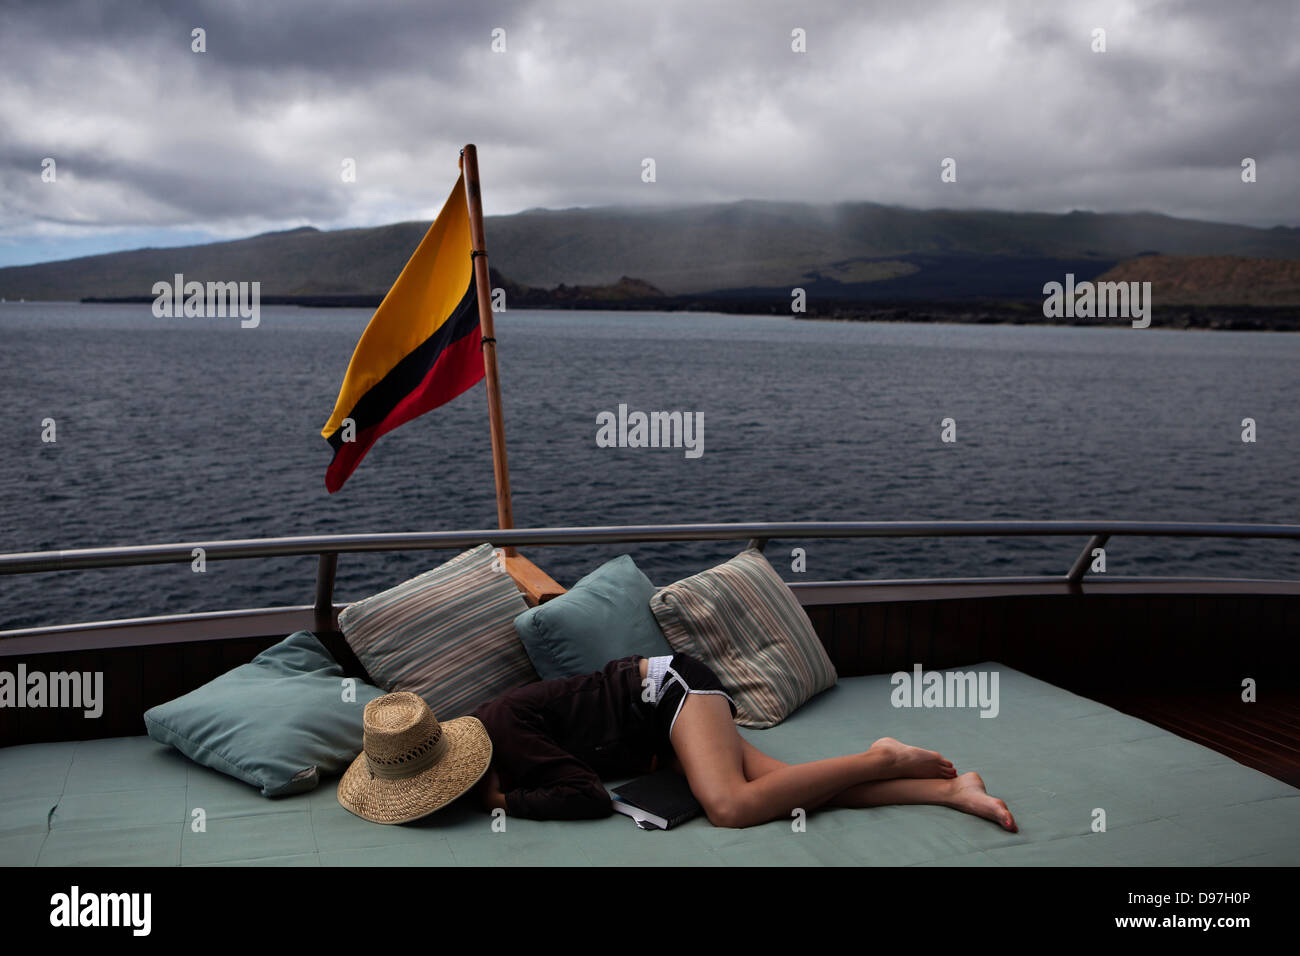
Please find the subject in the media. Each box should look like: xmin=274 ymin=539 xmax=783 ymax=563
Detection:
xmin=1093 ymin=692 xmax=1300 ymax=788
xmin=0 ymin=605 xmax=321 ymax=655
xmin=503 ymin=552 xmax=566 ymax=606
xmin=791 ymin=577 xmax=1300 ymax=605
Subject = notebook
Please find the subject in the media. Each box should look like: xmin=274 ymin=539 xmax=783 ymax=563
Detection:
xmin=611 ymin=770 xmax=702 ymax=830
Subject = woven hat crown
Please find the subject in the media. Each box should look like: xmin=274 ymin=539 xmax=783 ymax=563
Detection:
xmin=361 ymin=692 xmax=447 ymax=779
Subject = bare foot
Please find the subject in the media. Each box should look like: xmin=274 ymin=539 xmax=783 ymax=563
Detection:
xmin=947 ymin=771 xmax=1017 ymax=832
xmin=869 ymin=737 xmax=957 ymax=779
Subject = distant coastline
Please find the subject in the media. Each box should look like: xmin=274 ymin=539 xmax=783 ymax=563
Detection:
xmin=76 ymin=290 xmax=1300 ymax=331
xmin=2 ymin=200 xmax=1296 ymax=328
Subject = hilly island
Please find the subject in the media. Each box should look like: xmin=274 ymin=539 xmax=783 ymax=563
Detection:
xmin=3 ymin=202 xmax=1299 ymax=330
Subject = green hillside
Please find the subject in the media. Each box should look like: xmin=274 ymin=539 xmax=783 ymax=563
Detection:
xmin=1 ymin=202 xmax=1298 ymax=302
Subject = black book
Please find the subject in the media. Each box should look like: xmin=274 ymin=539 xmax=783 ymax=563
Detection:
xmin=610 ymin=770 xmax=702 ymax=830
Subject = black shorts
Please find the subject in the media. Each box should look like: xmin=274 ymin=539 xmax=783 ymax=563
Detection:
xmin=650 ymin=653 xmax=738 ymax=746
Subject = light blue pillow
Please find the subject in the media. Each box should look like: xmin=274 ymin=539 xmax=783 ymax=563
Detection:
xmin=514 ymin=554 xmax=673 ymax=679
xmin=144 ymin=631 xmax=384 ymax=797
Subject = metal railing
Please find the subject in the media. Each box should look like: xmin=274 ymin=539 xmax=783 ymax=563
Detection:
xmin=2 ymin=520 xmax=1298 ymax=637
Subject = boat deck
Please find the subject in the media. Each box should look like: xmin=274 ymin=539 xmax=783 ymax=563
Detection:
xmin=3 ymin=522 xmax=1298 ymax=866
xmin=2 ymin=665 xmax=1296 ymax=867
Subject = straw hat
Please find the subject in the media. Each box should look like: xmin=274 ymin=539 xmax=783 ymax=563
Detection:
xmin=337 ymin=692 xmax=493 ymax=824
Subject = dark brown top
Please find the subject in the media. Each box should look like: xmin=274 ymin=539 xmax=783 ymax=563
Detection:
xmin=471 ymin=656 xmax=661 ymax=819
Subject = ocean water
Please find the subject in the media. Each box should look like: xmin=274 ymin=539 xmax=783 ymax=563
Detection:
xmin=1 ymin=303 xmax=1297 ymax=630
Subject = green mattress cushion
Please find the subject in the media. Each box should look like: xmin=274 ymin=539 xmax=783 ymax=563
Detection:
xmin=143 ymin=630 xmax=383 ymax=797
xmin=6 ymin=665 xmax=1298 ymax=866
xmin=514 ymin=554 xmax=673 ymax=679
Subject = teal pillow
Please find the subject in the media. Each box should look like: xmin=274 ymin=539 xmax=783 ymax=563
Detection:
xmin=143 ymin=631 xmax=384 ymax=797
xmin=514 ymin=554 xmax=673 ymax=679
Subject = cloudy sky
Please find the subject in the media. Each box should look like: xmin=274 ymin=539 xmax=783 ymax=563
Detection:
xmin=0 ymin=0 xmax=1296 ymax=267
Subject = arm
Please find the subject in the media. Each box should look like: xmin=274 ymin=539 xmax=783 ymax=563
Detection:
xmin=475 ymin=695 xmax=613 ymax=821
xmin=501 ymin=744 xmax=612 ymax=820
xmin=477 ymin=765 xmax=508 ymax=813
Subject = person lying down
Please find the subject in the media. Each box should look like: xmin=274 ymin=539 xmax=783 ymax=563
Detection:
xmin=470 ymin=653 xmax=1017 ymax=831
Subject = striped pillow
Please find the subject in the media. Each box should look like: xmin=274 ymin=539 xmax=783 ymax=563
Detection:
xmin=650 ymin=549 xmax=837 ymax=728
xmin=339 ymin=544 xmax=537 ymax=718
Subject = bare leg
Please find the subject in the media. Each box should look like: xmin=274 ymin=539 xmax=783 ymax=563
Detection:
xmin=669 ymin=695 xmax=954 ymax=829
xmin=839 ymin=773 xmax=1017 ymax=830
xmin=736 ymin=737 xmax=1017 ymax=831
xmin=737 ymin=738 xmax=785 ymax=780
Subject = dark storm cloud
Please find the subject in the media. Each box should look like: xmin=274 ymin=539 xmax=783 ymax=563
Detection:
xmin=0 ymin=0 xmax=1296 ymax=256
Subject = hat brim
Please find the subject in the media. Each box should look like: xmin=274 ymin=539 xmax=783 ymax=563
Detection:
xmin=337 ymin=715 xmax=493 ymax=825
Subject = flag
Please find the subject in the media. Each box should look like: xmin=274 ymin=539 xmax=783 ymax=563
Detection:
xmin=321 ymin=173 xmax=483 ymax=492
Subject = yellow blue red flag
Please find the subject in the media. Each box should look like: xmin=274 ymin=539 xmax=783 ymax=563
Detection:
xmin=321 ymin=174 xmax=482 ymax=492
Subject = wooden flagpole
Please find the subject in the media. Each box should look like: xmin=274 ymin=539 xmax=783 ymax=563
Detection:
xmin=459 ymin=145 xmax=564 ymax=604
xmin=460 ymin=144 xmax=516 ymax=557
